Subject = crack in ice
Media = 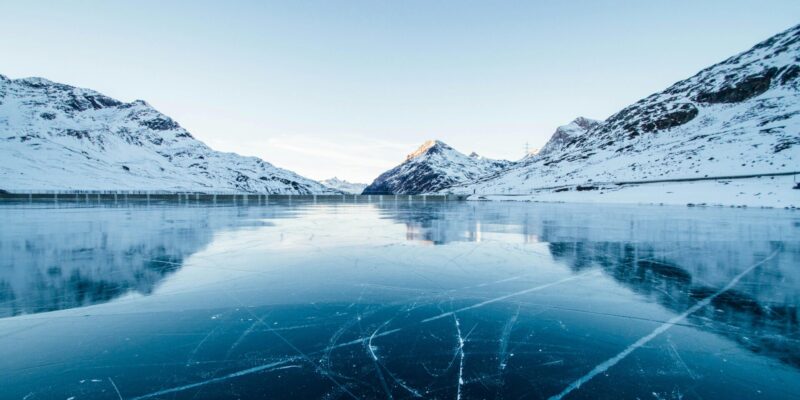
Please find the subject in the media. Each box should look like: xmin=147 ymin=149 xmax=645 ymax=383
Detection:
xmin=129 ymin=358 xmax=301 ymax=400
xmin=226 ymin=294 xmax=360 ymax=400
xmin=367 ymin=320 xmax=394 ymax=399
xmin=108 ymin=377 xmax=123 ymax=400
xmin=225 ymin=316 xmax=262 ymax=359
xmin=129 ymin=269 xmax=602 ymax=400
xmin=423 ymin=270 xmax=598 ymax=323
xmin=548 ymin=247 xmax=781 ymax=400
xmin=498 ymin=307 xmax=519 ymax=371
xmin=454 ymin=315 xmax=465 ymax=400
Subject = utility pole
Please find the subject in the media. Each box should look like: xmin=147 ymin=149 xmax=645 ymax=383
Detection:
xmin=525 ymin=142 xmax=529 ymax=156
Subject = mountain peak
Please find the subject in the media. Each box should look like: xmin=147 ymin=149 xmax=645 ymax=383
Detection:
xmin=16 ymin=76 xmax=56 ymax=85
xmin=536 ymin=117 xmax=602 ymax=157
xmin=570 ymin=117 xmax=602 ymax=130
xmin=406 ymin=140 xmax=451 ymax=160
xmin=320 ymin=177 xmax=367 ymax=194
xmin=323 ymin=176 xmax=348 ymax=184
xmin=364 ymin=141 xmax=512 ymax=195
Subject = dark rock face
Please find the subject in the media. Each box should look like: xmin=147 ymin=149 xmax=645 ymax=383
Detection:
xmin=696 ymin=68 xmax=778 ymax=104
xmin=140 ymin=117 xmax=180 ymax=131
xmin=65 ymin=92 xmax=123 ymax=112
xmin=641 ymin=103 xmax=699 ymax=133
xmin=363 ymin=164 xmax=454 ymax=195
xmin=85 ymin=94 xmax=123 ymax=109
xmin=361 ymin=180 xmax=395 ymax=195
xmin=235 ymin=172 xmax=250 ymax=182
xmin=591 ymin=98 xmax=701 ymax=142
xmin=774 ymin=137 xmax=800 ymax=153
xmin=779 ymin=65 xmax=800 ymax=85
xmin=62 ymin=129 xmax=90 ymax=140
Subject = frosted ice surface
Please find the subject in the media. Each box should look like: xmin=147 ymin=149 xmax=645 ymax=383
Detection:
xmin=0 ymin=200 xmax=798 ymax=399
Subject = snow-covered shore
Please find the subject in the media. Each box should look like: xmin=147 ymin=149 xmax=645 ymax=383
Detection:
xmin=469 ymin=175 xmax=799 ymax=208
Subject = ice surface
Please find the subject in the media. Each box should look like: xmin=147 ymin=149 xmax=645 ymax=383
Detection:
xmin=0 ymin=200 xmax=798 ymax=399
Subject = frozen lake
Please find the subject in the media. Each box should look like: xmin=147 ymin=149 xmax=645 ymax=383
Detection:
xmin=1 ymin=200 xmax=799 ymax=399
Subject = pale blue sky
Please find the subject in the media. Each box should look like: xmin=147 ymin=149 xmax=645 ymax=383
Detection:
xmin=1 ymin=1 xmax=798 ymax=182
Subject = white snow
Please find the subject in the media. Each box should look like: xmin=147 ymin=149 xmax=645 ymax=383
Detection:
xmin=470 ymin=175 xmax=799 ymax=208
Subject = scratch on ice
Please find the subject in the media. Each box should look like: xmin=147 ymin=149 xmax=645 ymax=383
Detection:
xmin=129 ymin=358 xmax=302 ymax=400
xmin=454 ymin=315 xmax=466 ymax=400
xmin=423 ymin=270 xmax=598 ymax=323
xmin=548 ymin=248 xmax=780 ymax=400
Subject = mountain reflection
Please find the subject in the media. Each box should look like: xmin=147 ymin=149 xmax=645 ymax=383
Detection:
xmin=381 ymin=202 xmax=800 ymax=368
xmin=0 ymin=204 xmax=288 ymax=317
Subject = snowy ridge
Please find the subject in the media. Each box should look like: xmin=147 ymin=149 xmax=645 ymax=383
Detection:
xmin=537 ymin=117 xmax=601 ymax=157
xmin=0 ymin=75 xmax=337 ymax=194
xmin=320 ymin=177 xmax=367 ymax=194
xmin=444 ymin=24 xmax=800 ymax=199
xmin=362 ymin=140 xmax=511 ymax=194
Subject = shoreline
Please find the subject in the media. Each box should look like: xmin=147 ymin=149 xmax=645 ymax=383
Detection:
xmin=465 ymin=175 xmax=799 ymax=208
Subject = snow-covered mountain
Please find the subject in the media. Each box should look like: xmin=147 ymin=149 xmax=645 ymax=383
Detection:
xmin=446 ymin=24 xmax=800 ymax=198
xmin=320 ymin=177 xmax=367 ymax=194
xmin=0 ymin=75 xmax=337 ymax=194
xmin=362 ymin=140 xmax=512 ymax=194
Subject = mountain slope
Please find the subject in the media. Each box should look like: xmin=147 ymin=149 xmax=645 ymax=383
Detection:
xmin=321 ymin=177 xmax=367 ymax=194
xmin=0 ymin=75 xmax=336 ymax=194
xmin=446 ymin=24 xmax=800 ymax=196
xmin=362 ymin=140 xmax=512 ymax=194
